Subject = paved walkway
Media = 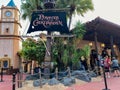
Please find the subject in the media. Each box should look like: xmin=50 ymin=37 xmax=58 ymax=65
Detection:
xmin=66 ymin=76 xmax=120 ymax=90
xmin=1 ymin=74 xmax=120 ymax=90
xmin=0 ymin=75 xmax=12 ymax=90
xmin=0 ymin=74 xmax=26 ymax=90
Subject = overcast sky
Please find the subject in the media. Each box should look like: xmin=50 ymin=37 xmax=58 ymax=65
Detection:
xmin=1 ymin=0 xmax=120 ymax=34
xmin=80 ymin=0 xmax=120 ymax=25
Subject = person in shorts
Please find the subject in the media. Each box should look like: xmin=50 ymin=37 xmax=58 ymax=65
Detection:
xmin=112 ymin=57 xmax=120 ymax=77
xmin=103 ymin=55 xmax=111 ymax=78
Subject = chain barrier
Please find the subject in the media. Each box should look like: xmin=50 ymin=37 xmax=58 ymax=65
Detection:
xmin=0 ymin=67 xmax=85 ymax=90
xmin=12 ymin=67 xmax=71 ymax=90
xmin=0 ymin=67 xmax=83 ymax=90
xmin=0 ymin=67 xmax=28 ymax=90
xmin=16 ymin=67 xmax=72 ymax=89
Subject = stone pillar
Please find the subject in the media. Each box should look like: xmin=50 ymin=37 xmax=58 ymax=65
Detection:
xmin=27 ymin=63 xmax=31 ymax=74
xmin=31 ymin=60 xmax=35 ymax=75
xmin=94 ymin=32 xmax=98 ymax=55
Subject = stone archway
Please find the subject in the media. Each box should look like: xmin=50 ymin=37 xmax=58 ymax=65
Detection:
xmin=0 ymin=56 xmax=11 ymax=68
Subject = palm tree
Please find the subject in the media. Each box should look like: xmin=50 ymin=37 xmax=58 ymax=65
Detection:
xmin=20 ymin=0 xmax=94 ymax=69
xmin=55 ymin=0 xmax=94 ymax=29
xmin=21 ymin=0 xmax=43 ymax=20
xmin=21 ymin=0 xmax=94 ymax=21
xmin=70 ymin=21 xmax=87 ymax=69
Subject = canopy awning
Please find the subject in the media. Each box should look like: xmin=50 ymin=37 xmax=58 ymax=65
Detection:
xmin=84 ymin=17 xmax=120 ymax=45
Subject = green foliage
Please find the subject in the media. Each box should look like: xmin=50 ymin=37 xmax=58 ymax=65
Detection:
xmin=20 ymin=0 xmax=93 ymax=69
xmin=20 ymin=38 xmax=46 ymax=64
xmin=83 ymin=45 xmax=91 ymax=58
xmin=21 ymin=38 xmax=37 ymax=60
xmin=51 ymin=38 xmax=66 ymax=66
xmin=57 ymin=0 xmax=94 ymax=16
xmin=21 ymin=46 xmax=36 ymax=60
xmin=35 ymin=40 xmax=46 ymax=64
xmin=21 ymin=0 xmax=94 ymax=20
xmin=72 ymin=21 xmax=86 ymax=39
xmin=71 ymin=45 xmax=90 ymax=67
xmin=21 ymin=0 xmax=43 ymax=20
xmin=62 ymin=49 xmax=69 ymax=66
xmin=79 ymin=49 xmax=86 ymax=59
xmin=51 ymin=43 xmax=59 ymax=62
xmin=75 ymin=0 xmax=94 ymax=16
xmin=71 ymin=47 xmax=80 ymax=66
xmin=78 ymin=45 xmax=91 ymax=59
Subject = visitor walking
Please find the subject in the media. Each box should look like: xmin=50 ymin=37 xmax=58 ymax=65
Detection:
xmin=111 ymin=57 xmax=120 ymax=77
xmin=103 ymin=55 xmax=111 ymax=78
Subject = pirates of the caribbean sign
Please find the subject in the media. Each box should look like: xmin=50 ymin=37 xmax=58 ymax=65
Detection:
xmin=27 ymin=11 xmax=69 ymax=33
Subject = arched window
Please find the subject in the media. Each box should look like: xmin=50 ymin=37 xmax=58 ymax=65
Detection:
xmin=6 ymin=28 xmax=9 ymax=33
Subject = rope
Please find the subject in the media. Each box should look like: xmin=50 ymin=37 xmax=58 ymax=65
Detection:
xmin=0 ymin=68 xmax=72 ymax=85
xmin=0 ymin=69 xmax=92 ymax=90
xmin=26 ymin=69 xmax=69 ymax=76
xmin=16 ymin=80 xmax=25 ymax=82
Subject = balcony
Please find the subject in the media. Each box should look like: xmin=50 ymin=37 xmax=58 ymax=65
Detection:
xmin=0 ymin=18 xmax=19 ymax=23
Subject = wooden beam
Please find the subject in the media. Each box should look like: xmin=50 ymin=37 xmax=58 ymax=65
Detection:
xmin=21 ymin=34 xmax=75 ymax=38
xmin=110 ymin=35 xmax=116 ymax=57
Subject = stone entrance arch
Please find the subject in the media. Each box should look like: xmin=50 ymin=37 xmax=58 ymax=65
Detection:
xmin=0 ymin=56 xmax=11 ymax=68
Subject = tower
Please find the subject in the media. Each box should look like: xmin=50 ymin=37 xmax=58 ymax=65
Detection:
xmin=0 ymin=0 xmax=22 ymax=69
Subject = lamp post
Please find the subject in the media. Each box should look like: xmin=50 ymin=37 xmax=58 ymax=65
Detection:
xmin=89 ymin=42 xmax=93 ymax=48
xmin=101 ymin=43 xmax=105 ymax=48
xmin=102 ymin=66 xmax=110 ymax=90
xmin=101 ymin=43 xmax=110 ymax=90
